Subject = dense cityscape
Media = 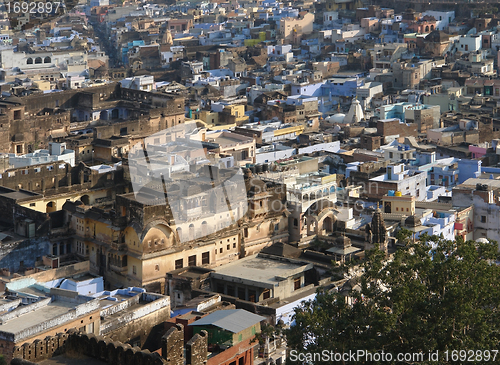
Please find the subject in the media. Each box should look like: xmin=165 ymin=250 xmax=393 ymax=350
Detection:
xmin=0 ymin=0 xmax=498 ymax=363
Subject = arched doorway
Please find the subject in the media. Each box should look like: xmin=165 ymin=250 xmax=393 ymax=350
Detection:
xmin=189 ymin=224 xmax=195 ymax=241
xmin=46 ymin=201 xmax=56 ymax=213
xmin=80 ymin=195 xmax=90 ymax=205
xmin=323 ymin=216 xmax=334 ymax=234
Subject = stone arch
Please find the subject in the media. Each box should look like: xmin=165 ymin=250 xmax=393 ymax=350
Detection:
xmin=425 ymin=25 xmax=429 ymax=32
xmin=189 ymin=223 xmax=195 ymax=241
xmin=80 ymin=194 xmax=90 ymax=205
xmin=44 ymin=56 xmax=51 ymax=63
xmin=27 ymin=57 xmax=33 ymax=64
xmin=320 ymin=215 xmax=336 ymax=234
xmin=35 ymin=57 xmax=42 ymax=64
xmin=46 ymin=201 xmax=56 ymax=213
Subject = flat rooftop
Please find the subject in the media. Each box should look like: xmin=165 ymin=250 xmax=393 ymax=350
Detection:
xmin=0 ymin=187 xmax=39 ymax=200
xmin=211 ymin=254 xmax=311 ymax=287
xmin=0 ymin=300 xmax=76 ymax=335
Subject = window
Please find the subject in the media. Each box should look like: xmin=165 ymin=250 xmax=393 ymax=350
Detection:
xmin=294 ymin=277 xmax=301 ymax=290
xmin=175 ymin=259 xmax=183 ymax=269
xmin=262 ymin=289 xmax=270 ymax=300
xmin=233 ymin=242 xmax=236 ymax=249
xmin=248 ymin=290 xmax=256 ymax=303
xmin=132 ymin=265 xmax=137 ymax=275
xmin=188 ymin=255 xmax=196 ymax=266
xmin=220 ymin=248 xmax=223 ymax=254
xmin=481 ymin=216 xmax=487 ymax=223
xmin=275 ymin=223 xmax=279 ymax=231
xmin=202 ymin=252 xmax=209 ymax=265
xmin=155 ymin=264 xmax=159 ymax=271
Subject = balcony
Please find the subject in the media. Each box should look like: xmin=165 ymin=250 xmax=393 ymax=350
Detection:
xmin=110 ymin=240 xmax=127 ymax=252
xmin=110 ymin=263 xmax=128 ymax=275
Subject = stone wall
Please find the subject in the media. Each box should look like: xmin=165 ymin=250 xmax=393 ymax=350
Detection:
xmin=12 ymin=331 xmax=167 ymax=365
xmin=0 ymin=237 xmax=51 ymax=273
xmin=11 ymin=332 xmax=68 ymax=363
xmin=376 ymin=119 xmax=418 ymax=138
xmin=161 ymin=324 xmax=208 ymax=365
xmin=101 ymin=293 xmax=171 ymax=350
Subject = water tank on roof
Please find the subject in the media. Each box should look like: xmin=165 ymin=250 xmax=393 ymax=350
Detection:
xmin=388 ymin=190 xmax=395 ymax=196
xmin=395 ymin=191 xmax=402 ymax=197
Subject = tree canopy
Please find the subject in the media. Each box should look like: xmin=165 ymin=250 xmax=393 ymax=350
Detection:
xmin=286 ymin=235 xmax=500 ymax=364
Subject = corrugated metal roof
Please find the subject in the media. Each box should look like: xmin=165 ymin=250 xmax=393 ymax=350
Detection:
xmin=189 ymin=309 xmax=265 ymax=333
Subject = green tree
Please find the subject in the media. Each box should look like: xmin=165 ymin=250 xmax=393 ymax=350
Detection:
xmin=286 ymin=235 xmax=500 ymax=364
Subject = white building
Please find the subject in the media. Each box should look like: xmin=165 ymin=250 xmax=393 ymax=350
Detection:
xmin=370 ymin=164 xmax=427 ymax=200
xmin=456 ymin=34 xmax=482 ymax=53
xmin=323 ymin=11 xmax=339 ymax=26
xmin=0 ymin=48 xmax=88 ymax=71
xmin=65 ymin=74 xmax=86 ymax=89
xmin=267 ymin=44 xmax=294 ymax=62
xmin=8 ymin=142 xmax=75 ymax=168
xmin=356 ymin=82 xmax=383 ymax=110
xmin=422 ymin=10 xmax=455 ymax=31
xmin=452 ymin=179 xmax=500 ymax=248
xmin=255 ymin=144 xmax=296 ymax=164
xmin=120 ymin=75 xmax=156 ymax=91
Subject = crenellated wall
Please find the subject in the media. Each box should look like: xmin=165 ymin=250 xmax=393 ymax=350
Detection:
xmin=10 ymin=326 xmax=210 ymax=365
xmin=12 ymin=330 xmax=167 ymax=365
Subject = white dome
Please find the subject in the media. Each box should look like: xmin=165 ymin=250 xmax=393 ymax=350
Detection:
xmin=327 ymin=113 xmax=346 ymax=124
